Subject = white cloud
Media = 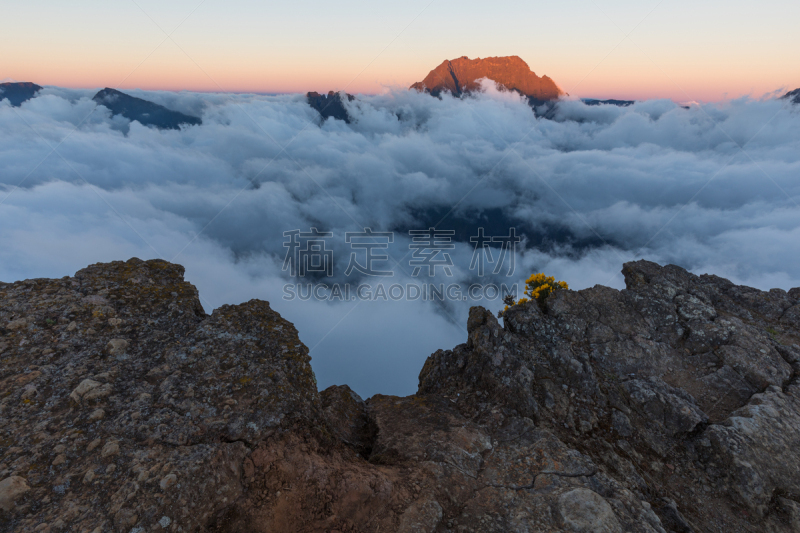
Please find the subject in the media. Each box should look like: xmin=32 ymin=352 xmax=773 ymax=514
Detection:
xmin=1 ymin=84 xmax=799 ymax=397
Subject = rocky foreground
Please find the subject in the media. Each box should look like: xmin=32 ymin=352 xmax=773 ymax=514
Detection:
xmin=1 ymin=259 xmax=800 ymax=532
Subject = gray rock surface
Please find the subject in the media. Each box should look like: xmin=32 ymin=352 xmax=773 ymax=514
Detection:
xmin=2 ymin=258 xmax=799 ymax=532
xmin=419 ymin=259 xmax=800 ymax=531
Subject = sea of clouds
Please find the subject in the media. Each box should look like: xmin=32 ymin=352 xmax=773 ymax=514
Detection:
xmin=1 ymin=82 xmax=799 ymax=397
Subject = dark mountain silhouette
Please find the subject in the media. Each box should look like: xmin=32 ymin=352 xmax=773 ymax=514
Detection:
xmin=783 ymin=88 xmax=800 ymax=104
xmin=0 ymin=82 xmax=43 ymax=107
xmin=411 ymin=56 xmax=564 ymax=106
xmin=582 ymin=98 xmax=635 ymax=107
xmin=306 ymin=91 xmax=355 ymax=123
xmin=92 ymin=88 xmax=201 ymax=130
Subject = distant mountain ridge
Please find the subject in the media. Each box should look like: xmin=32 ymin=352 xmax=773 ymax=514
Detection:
xmin=410 ymin=56 xmax=564 ymax=105
xmin=92 ymin=88 xmax=201 ymax=130
xmin=0 ymin=83 xmax=202 ymax=128
xmin=582 ymin=98 xmax=635 ymax=107
xmin=0 ymin=82 xmax=43 ymax=107
xmin=783 ymin=88 xmax=800 ymax=104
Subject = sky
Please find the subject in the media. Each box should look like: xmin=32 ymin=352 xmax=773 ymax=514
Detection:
xmin=1 ymin=0 xmax=799 ymax=101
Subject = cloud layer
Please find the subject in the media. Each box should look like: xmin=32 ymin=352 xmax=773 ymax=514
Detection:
xmin=2 ymin=86 xmax=799 ymax=397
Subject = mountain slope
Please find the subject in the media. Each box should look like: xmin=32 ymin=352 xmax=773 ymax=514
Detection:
xmin=92 ymin=88 xmax=201 ymax=130
xmin=0 ymin=82 xmax=43 ymax=107
xmin=784 ymin=88 xmax=800 ymax=104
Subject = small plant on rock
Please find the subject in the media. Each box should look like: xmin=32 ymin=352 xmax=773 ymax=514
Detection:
xmin=499 ymin=273 xmax=568 ymax=317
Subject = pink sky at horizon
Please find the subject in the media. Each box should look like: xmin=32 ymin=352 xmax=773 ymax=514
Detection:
xmin=2 ymin=0 xmax=798 ymax=103
xmin=6 ymin=55 xmax=798 ymax=104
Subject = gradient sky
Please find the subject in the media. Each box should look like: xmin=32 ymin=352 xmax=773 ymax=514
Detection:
xmin=2 ymin=0 xmax=798 ymax=101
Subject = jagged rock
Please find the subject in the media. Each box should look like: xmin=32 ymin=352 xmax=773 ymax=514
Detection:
xmin=622 ymin=378 xmax=708 ymax=436
xmin=0 ymin=259 xmax=317 ymax=531
xmin=783 ymin=88 xmax=800 ymax=105
xmin=419 ymin=259 xmax=800 ymax=531
xmin=657 ymin=497 xmax=693 ymax=532
xmin=306 ymin=90 xmax=354 ymax=123
xmin=707 ymin=386 xmax=800 ymax=516
xmin=320 ymin=384 xmax=373 ymax=456
xmin=411 ymin=55 xmax=564 ymax=105
xmin=2 ymin=257 xmax=800 ymax=531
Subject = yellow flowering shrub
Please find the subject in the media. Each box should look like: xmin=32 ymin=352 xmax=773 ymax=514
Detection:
xmin=500 ymin=273 xmax=569 ymax=316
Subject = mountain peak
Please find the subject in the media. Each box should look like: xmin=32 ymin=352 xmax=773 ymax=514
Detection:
xmin=410 ymin=55 xmax=564 ymax=103
xmin=0 ymin=82 xmax=43 ymax=107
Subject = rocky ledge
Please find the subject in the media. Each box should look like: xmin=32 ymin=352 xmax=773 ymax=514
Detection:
xmin=1 ymin=258 xmax=800 ymax=532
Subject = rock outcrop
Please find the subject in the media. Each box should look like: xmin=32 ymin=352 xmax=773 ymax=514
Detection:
xmin=420 ymin=261 xmax=800 ymax=531
xmin=783 ymin=88 xmax=800 ymax=105
xmin=306 ymin=91 xmax=355 ymax=123
xmin=411 ymin=56 xmax=564 ymax=105
xmin=2 ymin=258 xmax=800 ymax=532
xmin=93 ymin=88 xmax=202 ymax=130
xmin=0 ymin=82 xmax=43 ymax=107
